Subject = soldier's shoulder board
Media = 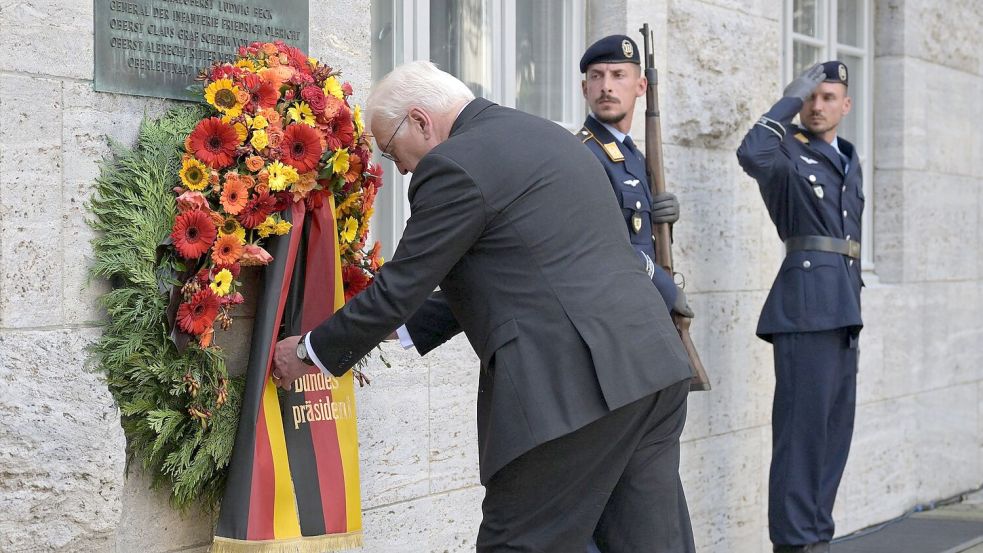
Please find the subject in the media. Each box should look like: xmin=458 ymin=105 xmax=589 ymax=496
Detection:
xmin=578 ymin=127 xmax=593 ymax=144
xmin=602 ymin=141 xmax=625 ymax=162
xmin=794 ymin=132 xmax=810 ymax=144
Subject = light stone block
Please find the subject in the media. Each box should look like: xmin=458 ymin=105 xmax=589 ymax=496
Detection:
xmin=912 ymin=384 xmax=981 ymax=502
xmin=426 ymin=336 xmax=480 ymax=494
xmin=664 ymin=2 xmax=780 ymax=150
xmin=113 ymin=468 xmax=213 ymax=553
xmin=903 ymin=174 xmax=979 ymax=282
xmin=0 ymin=73 xmax=64 ymax=327
xmin=309 ymin=0 xmax=373 ymax=109
xmin=426 ymin=486 xmax=483 ymax=552
xmin=834 ymin=397 xmax=918 ymax=536
xmin=872 ymin=57 xmax=907 ymax=171
xmin=0 ymin=328 xmax=124 ymax=553
xmin=900 ymin=0 xmax=982 ymax=75
xmin=664 ymin=145 xmax=777 ymax=294
xmin=682 ymin=290 xmax=774 ymax=442
xmin=872 ymin=168 xmax=905 ymax=283
xmin=360 ymin=495 xmax=433 ymax=553
xmin=355 ymin=341 xmax=431 ymax=509
xmin=681 ymin=427 xmax=770 ymax=553
xmin=0 ymin=1 xmax=93 ymax=80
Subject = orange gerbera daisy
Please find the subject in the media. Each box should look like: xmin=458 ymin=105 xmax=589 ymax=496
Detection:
xmin=176 ymin=289 xmax=220 ymax=336
xmin=188 ymin=117 xmax=239 ymax=169
xmin=171 ymin=210 xmax=217 ymax=259
xmin=220 ymin=177 xmax=248 ymax=215
xmin=281 ymin=123 xmax=324 ymax=173
xmin=212 ymin=234 xmax=244 ymax=265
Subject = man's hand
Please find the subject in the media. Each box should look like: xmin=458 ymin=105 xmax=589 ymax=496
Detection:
xmin=272 ymin=335 xmax=309 ymax=391
xmin=672 ymin=287 xmax=694 ymax=319
xmin=651 ymin=192 xmax=680 ymax=224
xmin=782 ymin=63 xmax=826 ymax=102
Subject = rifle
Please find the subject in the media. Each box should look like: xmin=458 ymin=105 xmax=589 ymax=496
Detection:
xmin=639 ymin=23 xmax=711 ymax=391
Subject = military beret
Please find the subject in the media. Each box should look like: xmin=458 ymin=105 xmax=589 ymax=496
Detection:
xmin=580 ymin=35 xmax=640 ymax=73
xmin=821 ymin=60 xmax=849 ymax=86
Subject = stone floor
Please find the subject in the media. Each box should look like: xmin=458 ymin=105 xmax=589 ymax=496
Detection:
xmin=833 ymin=489 xmax=983 ymax=553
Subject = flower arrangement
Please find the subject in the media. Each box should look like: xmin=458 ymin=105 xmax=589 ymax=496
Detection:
xmin=171 ymin=40 xmax=384 ymax=346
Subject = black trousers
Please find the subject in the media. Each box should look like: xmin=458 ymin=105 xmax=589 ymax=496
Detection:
xmin=769 ymin=329 xmax=858 ymax=546
xmin=476 ymin=379 xmax=695 ymax=553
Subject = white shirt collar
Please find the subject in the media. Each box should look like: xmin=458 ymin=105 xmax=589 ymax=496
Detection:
xmin=590 ymin=113 xmax=629 ymax=144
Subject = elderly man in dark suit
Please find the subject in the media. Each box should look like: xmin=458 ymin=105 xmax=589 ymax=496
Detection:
xmin=273 ymin=60 xmax=695 ymax=553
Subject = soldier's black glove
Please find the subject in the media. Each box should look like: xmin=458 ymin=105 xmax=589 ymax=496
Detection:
xmin=672 ymin=287 xmax=694 ymax=319
xmin=651 ymin=192 xmax=680 ymax=224
xmin=783 ymin=63 xmax=826 ymax=102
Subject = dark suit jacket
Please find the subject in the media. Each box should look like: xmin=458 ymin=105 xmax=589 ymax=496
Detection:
xmin=737 ymin=97 xmax=864 ymax=340
xmin=310 ymin=98 xmax=692 ymax=483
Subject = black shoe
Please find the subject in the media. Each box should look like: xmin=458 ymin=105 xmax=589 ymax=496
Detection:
xmin=773 ymin=546 xmax=809 ymax=552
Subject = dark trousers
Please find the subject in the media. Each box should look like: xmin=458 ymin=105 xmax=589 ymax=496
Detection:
xmin=476 ymin=379 xmax=695 ymax=553
xmin=769 ymin=329 xmax=858 ymax=546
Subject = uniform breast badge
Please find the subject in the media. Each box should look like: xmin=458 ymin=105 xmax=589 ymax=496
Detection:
xmin=631 ymin=211 xmax=643 ymax=233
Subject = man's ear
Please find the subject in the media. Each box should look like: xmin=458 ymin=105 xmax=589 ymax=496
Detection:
xmin=581 ymin=79 xmax=588 ymax=99
xmin=635 ymin=75 xmax=648 ymax=98
xmin=408 ymin=107 xmax=430 ymax=136
xmin=842 ymin=95 xmax=853 ymax=117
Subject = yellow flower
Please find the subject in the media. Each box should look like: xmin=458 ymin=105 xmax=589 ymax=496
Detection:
xmin=256 ymin=216 xmax=278 ymax=238
xmin=287 ymin=102 xmax=316 ymax=126
xmin=235 ymin=59 xmax=257 ymax=72
xmin=340 ymin=217 xmax=358 ymax=243
xmin=233 ymin=122 xmax=248 ymax=143
xmin=334 ymin=190 xmax=361 ymax=218
xmin=210 ymin=268 xmax=233 ymax=297
xmin=204 ymin=78 xmax=244 ymax=118
xmin=250 ymin=129 xmax=269 ymax=151
xmin=274 ymin=220 xmax=292 ymax=235
xmin=353 ymin=105 xmax=365 ymax=139
xmin=308 ymin=57 xmax=319 ymax=68
xmin=331 ymin=148 xmax=350 ymax=175
xmin=248 ymin=114 xmax=268 ymax=130
xmin=267 ymin=160 xmax=299 ymax=191
xmin=323 ymin=76 xmax=344 ymax=100
xmin=218 ymin=217 xmax=246 ymax=244
xmin=180 ymin=158 xmax=209 ymax=191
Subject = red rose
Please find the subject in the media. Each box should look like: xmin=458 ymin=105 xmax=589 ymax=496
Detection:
xmin=301 ymin=86 xmax=327 ymax=113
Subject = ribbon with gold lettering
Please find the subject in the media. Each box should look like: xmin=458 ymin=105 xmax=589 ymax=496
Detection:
xmin=212 ymin=196 xmax=361 ymax=552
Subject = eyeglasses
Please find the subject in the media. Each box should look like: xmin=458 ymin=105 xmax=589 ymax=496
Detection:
xmin=380 ymin=114 xmax=409 ymax=164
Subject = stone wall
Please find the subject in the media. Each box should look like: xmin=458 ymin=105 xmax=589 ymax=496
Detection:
xmin=1 ymin=0 xmax=981 ymax=552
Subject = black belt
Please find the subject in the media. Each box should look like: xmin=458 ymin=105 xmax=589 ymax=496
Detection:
xmin=785 ymin=235 xmax=861 ymax=260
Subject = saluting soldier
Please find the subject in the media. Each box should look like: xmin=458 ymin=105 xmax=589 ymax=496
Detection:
xmin=578 ymin=34 xmax=692 ymax=319
xmin=737 ymin=62 xmax=864 ymax=553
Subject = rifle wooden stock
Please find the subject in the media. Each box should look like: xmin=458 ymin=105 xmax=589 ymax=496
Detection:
xmin=639 ymin=24 xmax=711 ymax=392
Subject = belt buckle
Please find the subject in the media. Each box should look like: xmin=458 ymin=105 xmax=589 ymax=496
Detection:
xmin=848 ymin=240 xmax=861 ymax=259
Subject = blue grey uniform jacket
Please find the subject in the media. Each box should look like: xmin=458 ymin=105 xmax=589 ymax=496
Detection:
xmin=580 ymin=115 xmax=678 ymax=310
xmin=737 ymin=97 xmax=864 ymax=341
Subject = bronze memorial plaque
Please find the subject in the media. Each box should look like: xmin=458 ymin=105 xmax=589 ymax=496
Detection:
xmin=95 ymin=0 xmax=309 ymax=101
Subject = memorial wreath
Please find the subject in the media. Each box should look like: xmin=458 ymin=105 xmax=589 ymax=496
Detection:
xmin=89 ymin=41 xmax=382 ymax=510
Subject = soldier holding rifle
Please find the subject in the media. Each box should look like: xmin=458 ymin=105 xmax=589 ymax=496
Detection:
xmin=737 ymin=62 xmax=863 ymax=553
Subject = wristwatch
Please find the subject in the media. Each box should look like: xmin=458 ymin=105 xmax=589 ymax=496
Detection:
xmin=296 ymin=333 xmax=315 ymax=366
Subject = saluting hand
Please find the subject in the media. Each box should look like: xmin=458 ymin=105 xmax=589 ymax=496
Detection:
xmin=783 ymin=63 xmax=826 ymax=102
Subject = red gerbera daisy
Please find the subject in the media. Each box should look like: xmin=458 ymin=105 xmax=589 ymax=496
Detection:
xmin=176 ymin=289 xmax=221 ymax=335
xmin=237 ymin=191 xmax=277 ymax=229
xmin=171 ymin=210 xmax=217 ymax=259
xmin=342 ymin=265 xmax=372 ymax=302
xmin=327 ymin=107 xmax=355 ymax=150
xmin=188 ymin=117 xmax=239 ymax=170
xmin=281 ymin=123 xmax=324 ymax=173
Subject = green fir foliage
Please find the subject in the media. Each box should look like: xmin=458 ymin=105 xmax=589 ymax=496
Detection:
xmin=88 ymin=106 xmax=244 ymax=511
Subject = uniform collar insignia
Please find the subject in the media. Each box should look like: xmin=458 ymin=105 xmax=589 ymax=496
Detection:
xmin=794 ymin=132 xmax=809 ymax=144
xmin=602 ymin=141 xmax=625 ymax=162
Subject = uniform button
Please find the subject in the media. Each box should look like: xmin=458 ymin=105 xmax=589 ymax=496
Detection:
xmin=652 ymin=234 xmax=657 ymax=241
xmin=849 ymin=259 xmax=855 ymax=266
xmin=809 ymin=175 xmax=817 ymax=183
xmin=635 ymin=201 xmax=642 ymax=209
xmin=842 ymin=185 xmax=846 ymax=192
xmin=803 ymin=260 xmax=811 ymax=269
xmin=842 ymin=210 xmax=848 ymax=217
xmin=846 ymin=234 xmax=851 ymax=240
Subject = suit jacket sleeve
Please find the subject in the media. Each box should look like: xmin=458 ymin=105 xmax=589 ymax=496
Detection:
xmin=308 ymin=153 xmax=487 ymax=375
xmin=405 ymin=290 xmax=462 ymax=355
xmin=736 ymin=96 xmax=801 ymax=183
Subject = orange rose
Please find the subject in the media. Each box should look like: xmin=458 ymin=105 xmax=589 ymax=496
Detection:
xmin=267 ymin=126 xmax=284 ymax=148
xmin=245 ymin=155 xmax=265 ymax=172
